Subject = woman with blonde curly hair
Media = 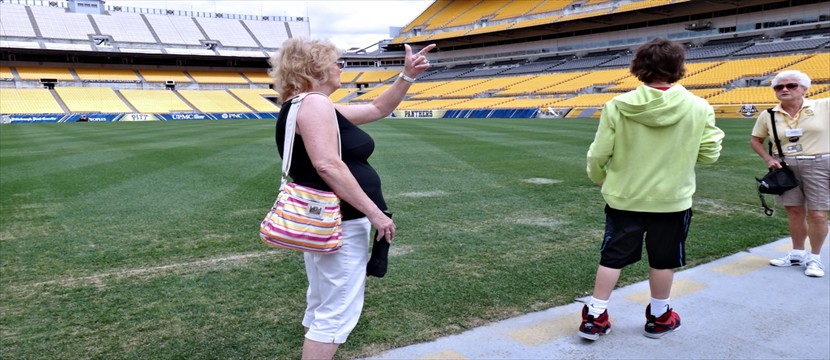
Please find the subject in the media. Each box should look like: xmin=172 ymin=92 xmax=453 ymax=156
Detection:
xmin=269 ymin=38 xmax=435 ymax=359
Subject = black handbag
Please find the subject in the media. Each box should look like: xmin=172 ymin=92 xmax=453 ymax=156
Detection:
xmin=756 ymin=108 xmax=799 ymax=215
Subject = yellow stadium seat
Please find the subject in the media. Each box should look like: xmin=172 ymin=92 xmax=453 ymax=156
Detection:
xmin=138 ymin=70 xmax=192 ymax=83
xmin=55 ymin=87 xmax=132 ymax=113
xmin=120 ymin=89 xmax=193 ymax=113
xmin=228 ymin=88 xmax=280 ymax=112
xmin=177 ymin=90 xmax=251 ymax=113
xmin=15 ymin=66 xmax=75 ymax=81
xmin=0 ymin=88 xmax=64 ymax=114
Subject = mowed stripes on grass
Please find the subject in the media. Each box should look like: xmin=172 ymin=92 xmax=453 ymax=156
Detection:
xmin=0 ymin=118 xmax=789 ymax=359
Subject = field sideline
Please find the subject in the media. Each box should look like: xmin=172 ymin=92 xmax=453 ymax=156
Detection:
xmin=0 ymin=118 xmax=789 ymax=359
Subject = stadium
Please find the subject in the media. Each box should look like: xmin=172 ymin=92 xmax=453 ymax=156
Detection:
xmin=0 ymin=0 xmax=828 ymax=358
xmin=0 ymin=0 xmax=828 ymax=121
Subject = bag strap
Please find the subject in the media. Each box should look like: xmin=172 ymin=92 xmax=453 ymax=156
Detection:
xmin=281 ymin=92 xmax=341 ymax=186
xmin=758 ymin=108 xmax=783 ymax=217
xmin=758 ymin=190 xmax=775 ymax=216
xmin=766 ymin=108 xmax=787 ymax=166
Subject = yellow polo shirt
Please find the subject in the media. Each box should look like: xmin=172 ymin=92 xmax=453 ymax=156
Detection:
xmin=752 ymin=97 xmax=830 ymax=156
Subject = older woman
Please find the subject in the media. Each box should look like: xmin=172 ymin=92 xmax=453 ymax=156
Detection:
xmin=269 ymin=39 xmax=435 ymax=359
xmin=750 ymin=70 xmax=830 ymax=278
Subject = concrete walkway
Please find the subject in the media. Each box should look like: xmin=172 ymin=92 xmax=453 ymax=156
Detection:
xmin=365 ymin=236 xmax=830 ymax=359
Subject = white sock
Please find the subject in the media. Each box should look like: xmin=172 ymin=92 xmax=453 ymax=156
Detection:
xmin=650 ymin=297 xmax=670 ymax=317
xmin=792 ymin=249 xmax=807 ymax=257
xmin=588 ymin=297 xmax=608 ymax=317
xmin=809 ymin=253 xmax=821 ymax=262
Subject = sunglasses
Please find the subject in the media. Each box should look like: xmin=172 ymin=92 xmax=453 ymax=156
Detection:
xmin=773 ymin=83 xmax=799 ymax=91
xmin=335 ymin=60 xmax=346 ymax=69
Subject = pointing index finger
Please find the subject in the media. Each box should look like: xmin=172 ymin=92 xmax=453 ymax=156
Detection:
xmin=417 ymin=44 xmax=437 ymax=56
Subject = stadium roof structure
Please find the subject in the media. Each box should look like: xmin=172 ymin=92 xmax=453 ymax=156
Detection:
xmin=382 ymin=0 xmax=829 ymax=65
xmin=0 ymin=0 xmax=308 ymax=69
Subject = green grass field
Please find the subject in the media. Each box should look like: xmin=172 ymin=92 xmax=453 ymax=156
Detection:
xmin=0 ymin=118 xmax=789 ymax=359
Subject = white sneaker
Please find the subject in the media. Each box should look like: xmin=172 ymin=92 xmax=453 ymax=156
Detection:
xmin=804 ymin=258 xmax=825 ymax=277
xmin=769 ymin=252 xmax=806 ymax=267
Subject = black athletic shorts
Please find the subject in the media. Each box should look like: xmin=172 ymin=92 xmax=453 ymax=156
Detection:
xmin=599 ymin=205 xmax=692 ymax=270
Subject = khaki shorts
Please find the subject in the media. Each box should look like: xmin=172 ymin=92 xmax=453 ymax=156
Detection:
xmin=776 ymin=154 xmax=830 ymax=211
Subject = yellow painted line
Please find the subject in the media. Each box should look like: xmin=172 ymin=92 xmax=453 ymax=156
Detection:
xmin=709 ymin=255 xmax=768 ymax=276
xmin=418 ymin=349 xmax=468 ymax=359
xmin=504 ymin=312 xmax=581 ymax=346
xmin=624 ymin=278 xmax=708 ymax=304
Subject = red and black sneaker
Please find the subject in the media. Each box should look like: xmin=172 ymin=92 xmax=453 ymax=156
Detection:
xmin=643 ymin=304 xmax=681 ymax=339
xmin=578 ymin=304 xmax=611 ymax=341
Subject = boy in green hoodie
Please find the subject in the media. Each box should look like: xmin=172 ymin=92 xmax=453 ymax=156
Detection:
xmin=578 ymin=38 xmax=725 ymax=341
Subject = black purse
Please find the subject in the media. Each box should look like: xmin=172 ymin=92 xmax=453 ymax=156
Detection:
xmin=756 ymin=108 xmax=799 ymax=216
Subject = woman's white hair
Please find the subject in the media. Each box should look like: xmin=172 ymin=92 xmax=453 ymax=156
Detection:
xmin=771 ymin=70 xmax=811 ymax=90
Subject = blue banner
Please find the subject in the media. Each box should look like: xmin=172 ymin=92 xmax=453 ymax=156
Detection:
xmin=5 ymin=114 xmax=66 ymax=123
xmin=2 ymin=113 xmax=280 ymax=123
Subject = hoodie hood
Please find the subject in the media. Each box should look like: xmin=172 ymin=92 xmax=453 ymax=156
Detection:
xmin=612 ymin=84 xmax=691 ymax=127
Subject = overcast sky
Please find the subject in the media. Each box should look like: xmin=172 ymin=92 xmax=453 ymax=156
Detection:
xmin=104 ymin=0 xmax=433 ymax=50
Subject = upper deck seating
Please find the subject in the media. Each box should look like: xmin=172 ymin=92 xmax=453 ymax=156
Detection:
xmin=0 ymin=3 xmax=36 ymax=37
xmin=424 ymin=0 xmax=481 ymax=31
xmin=399 ymin=0 xmax=450 ymax=33
xmin=195 ymin=17 xmax=258 ymax=47
xmin=685 ymin=43 xmax=751 ymax=60
xmin=599 ymin=54 xmax=632 ymax=68
xmin=458 ymin=67 xmax=510 ymax=78
xmin=286 ymin=21 xmax=310 ymax=39
xmin=144 ymin=13 xmax=205 ymax=46
xmin=443 ymin=0 xmax=510 ymax=28
xmin=421 ymin=68 xmax=475 ymax=81
xmin=244 ymin=19 xmax=291 ymax=48
xmin=92 ymin=12 xmax=156 ymax=43
xmin=733 ymin=38 xmax=830 ymax=56
xmin=611 ymin=0 xmax=673 ymax=14
xmin=782 ymin=28 xmax=830 ymax=38
xmin=29 ymin=5 xmax=95 ymax=40
xmin=490 ymin=0 xmax=534 ymax=20
xmin=552 ymin=55 xmax=617 ymax=71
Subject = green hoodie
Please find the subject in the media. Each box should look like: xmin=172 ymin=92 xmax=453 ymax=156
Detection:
xmin=586 ymin=84 xmax=725 ymax=212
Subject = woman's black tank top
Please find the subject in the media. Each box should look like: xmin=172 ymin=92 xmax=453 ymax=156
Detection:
xmin=275 ymin=100 xmax=387 ymax=220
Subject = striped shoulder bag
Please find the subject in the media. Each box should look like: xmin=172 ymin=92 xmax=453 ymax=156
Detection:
xmin=259 ymin=92 xmax=343 ymax=253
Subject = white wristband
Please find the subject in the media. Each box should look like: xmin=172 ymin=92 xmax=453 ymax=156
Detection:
xmin=398 ymin=72 xmax=416 ymax=83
